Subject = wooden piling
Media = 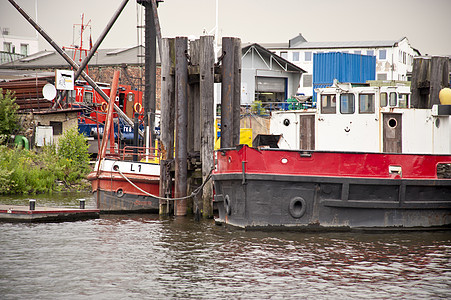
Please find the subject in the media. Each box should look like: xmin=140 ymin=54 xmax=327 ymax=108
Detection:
xmin=174 ymin=37 xmax=189 ymax=216
xmin=200 ymin=36 xmax=215 ymax=218
xmin=188 ymin=39 xmax=201 ymax=154
xmin=221 ymin=37 xmax=241 ymax=148
xmin=411 ymin=56 xmax=449 ymax=108
xmin=159 ymin=38 xmax=175 ymax=214
xmin=233 ymin=38 xmax=242 ymax=145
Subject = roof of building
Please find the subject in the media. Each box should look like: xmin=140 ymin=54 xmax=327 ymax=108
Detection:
xmin=0 ymin=45 xmax=156 ymax=69
xmin=263 ymin=34 xmax=420 ymax=54
xmin=242 ymin=43 xmax=306 ymax=73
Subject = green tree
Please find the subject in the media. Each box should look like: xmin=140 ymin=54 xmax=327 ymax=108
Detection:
xmin=0 ymin=88 xmax=20 ymax=136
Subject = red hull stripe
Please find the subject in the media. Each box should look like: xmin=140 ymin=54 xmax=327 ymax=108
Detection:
xmin=215 ymin=146 xmax=451 ymax=179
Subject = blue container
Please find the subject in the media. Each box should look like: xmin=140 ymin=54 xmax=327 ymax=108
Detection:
xmin=312 ymin=52 xmax=376 ymax=101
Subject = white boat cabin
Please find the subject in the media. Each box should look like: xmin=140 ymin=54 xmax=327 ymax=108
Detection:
xmin=271 ymin=82 xmax=451 ymax=154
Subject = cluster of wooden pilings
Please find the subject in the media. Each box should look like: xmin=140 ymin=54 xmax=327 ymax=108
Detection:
xmin=159 ymin=36 xmax=241 ymax=218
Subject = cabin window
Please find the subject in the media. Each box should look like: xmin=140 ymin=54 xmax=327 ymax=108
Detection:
xmin=399 ymin=94 xmax=409 ymax=108
xmin=83 ymin=91 xmax=93 ymax=104
xmin=305 ymin=51 xmax=312 ymax=61
xmin=127 ymin=92 xmax=134 ymax=102
xmin=389 ymin=92 xmax=397 ymax=106
xmin=321 ymin=94 xmax=336 ymax=114
xmin=359 ymin=94 xmax=375 ymax=113
xmin=380 ymin=92 xmax=388 ymax=107
xmin=292 ymin=52 xmax=300 ymax=61
xmin=340 ymin=93 xmax=355 ymax=114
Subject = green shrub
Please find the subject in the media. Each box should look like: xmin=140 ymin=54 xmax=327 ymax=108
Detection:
xmin=0 ymin=88 xmax=20 ymax=136
xmin=0 ymin=127 xmax=91 ymax=195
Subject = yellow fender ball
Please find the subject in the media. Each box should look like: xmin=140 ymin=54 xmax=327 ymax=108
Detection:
xmin=439 ymin=88 xmax=451 ymax=105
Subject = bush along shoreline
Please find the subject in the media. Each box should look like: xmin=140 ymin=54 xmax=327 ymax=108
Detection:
xmin=0 ymin=127 xmax=92 ymax=195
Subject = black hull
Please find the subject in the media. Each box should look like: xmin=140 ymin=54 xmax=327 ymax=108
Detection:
xmin=213 ymin=173 xmax=451 ymax=230
xmin=94 ymin=190 xmax=159 ymax=213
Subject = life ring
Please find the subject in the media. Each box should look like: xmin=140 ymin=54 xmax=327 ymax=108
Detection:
xmin=101 ymin=102 xmax=108 ymax=112
xmin=134 ymin=102 xmax=143 ymax=114
xmin=289 ymin=197 xmax=306 ymax=218
xmin=224 ymin=195 xmax=231 ymax=216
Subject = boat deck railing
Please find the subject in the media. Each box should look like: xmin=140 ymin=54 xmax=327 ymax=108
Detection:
xmin=104 ymin=146 xmax=160 ymax=163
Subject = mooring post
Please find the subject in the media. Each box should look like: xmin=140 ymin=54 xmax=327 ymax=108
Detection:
xmin=233 ymin=38 xmax=242 ymax=144
xmin=221 ymin=37 xmax=241 ymax=148
xmin=200 ymin=36 xmax=215 ymax=218
xmin=159 ymin=38 xmax=176 ymax=214
xmin=188 ymin=39 xmax=201 ymax=154
xmin=29 ymin=199 xmax=36 ymax=211
xmin=174 ymin=37 xmax=189 ymax=216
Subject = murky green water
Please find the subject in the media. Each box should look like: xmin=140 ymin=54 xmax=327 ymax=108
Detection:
xmin=0 ymin=193 xmax=450 ymax=299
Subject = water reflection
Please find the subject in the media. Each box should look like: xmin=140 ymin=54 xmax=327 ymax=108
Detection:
xmin=0 ymin=203 xmax=450 ymax=299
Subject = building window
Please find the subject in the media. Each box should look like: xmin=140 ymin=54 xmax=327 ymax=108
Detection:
xmin=389 ymin=92 xmax=397 ymax=106
xmin=3 ymin=42 xmax=11 ymax=53
xmin=292 ymin=52 xmax=299 ymax=61
xmin=305 ymin=51 xmax=312 ymax=61
xmin=50 ymin=121 xmax=63 ymax=135
xmin=303 ymin=74 xmax=312 ymax=87
xmin=359 ymin=94 xmax=375 ymax=113
xmin=354 ymin=50 xmax=361 ymax=55
xmin=280 ymin=51 xmax=288 ymax=59
xmin=20 ymin=44 xmax=28 ymax=56
xmin=340 ymin=93 xmax=355 ymax=114
xmin=379 ymin=49 xmax=387 ymax=60
xmin=377 ymin=73 xmax=387 ymax=81
xmin=367 ymin=50 xmax=374 ymax=56
xmin=380 ymin=92 xmax=388 ymax=107
xmin=321 ymin=94 xmax=336 ymax=114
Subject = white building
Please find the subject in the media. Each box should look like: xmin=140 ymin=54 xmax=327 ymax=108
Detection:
xmin=1 ymin=27 xmax=39 ymax=64
xmin=265 ymin=34 xmax=420 ymax=97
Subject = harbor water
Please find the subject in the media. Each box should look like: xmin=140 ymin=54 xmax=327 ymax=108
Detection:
xmin=0 ymin=193 xmax=450 ymax=299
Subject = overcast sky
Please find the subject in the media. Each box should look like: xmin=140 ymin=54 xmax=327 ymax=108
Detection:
xmin=1 ymin=0 xmax=450 ymax=56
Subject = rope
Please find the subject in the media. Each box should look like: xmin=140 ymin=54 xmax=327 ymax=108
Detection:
xmin=111 ymin=161 xmax=214 ymax=201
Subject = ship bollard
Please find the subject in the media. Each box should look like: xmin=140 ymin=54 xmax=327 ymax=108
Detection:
xmin=79 ymin=199 xmax=86 ymax=209
xmin=29 ymin=199 xmax=36 ymax=211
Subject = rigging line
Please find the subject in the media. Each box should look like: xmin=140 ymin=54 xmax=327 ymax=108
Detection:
xmin=111 ymin=161 xmax=214 ymax=201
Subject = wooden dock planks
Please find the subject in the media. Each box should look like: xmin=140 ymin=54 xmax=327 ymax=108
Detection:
xmin=0 ymin=205 xmax=99 ymax=223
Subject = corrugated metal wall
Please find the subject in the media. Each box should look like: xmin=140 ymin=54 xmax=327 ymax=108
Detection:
xmin=312 ymin=52 xmax=376 ymax=101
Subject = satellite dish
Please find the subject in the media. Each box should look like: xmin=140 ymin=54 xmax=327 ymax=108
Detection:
xmin=42 ymin=83 xmax=57 ymax=100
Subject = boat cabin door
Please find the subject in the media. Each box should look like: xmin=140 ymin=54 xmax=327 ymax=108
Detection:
xmin=299 ymin=115 xmax=315 ymax=150
xmin=383 ymin=113 xmax=402 ymax=153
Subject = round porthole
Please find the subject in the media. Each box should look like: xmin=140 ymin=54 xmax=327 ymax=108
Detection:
xmin=388 ymin=118 xmax=397 ymax=128
xmin=113 ymin=165 xmax=119 ymax=171
xmin=116 ymin=188 xmax=124 ymax=198
xmin=283 ymin=119 xmax=290 ymax=126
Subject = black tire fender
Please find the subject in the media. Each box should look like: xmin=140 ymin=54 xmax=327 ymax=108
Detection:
xmin=224 ymin=195 xmax=231 ymax=216
xmin=289 ymin=197 xmax=306 ymax=218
